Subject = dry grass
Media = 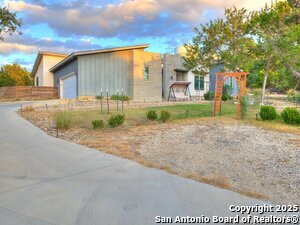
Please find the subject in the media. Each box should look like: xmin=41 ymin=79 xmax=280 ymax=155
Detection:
xmin=20 ymin=103 xmax=299 ymax=204
xmin=245 ymin=118 xmax=300 ymax=135
xmin=237 ymin=189 xmax=269 ymax=200
xmin=22 ymin=105 xmax=35 ymax=112
xmin=182 ymin=171 xmax=232 ymax=190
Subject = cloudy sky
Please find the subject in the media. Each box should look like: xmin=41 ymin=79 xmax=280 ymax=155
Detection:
xmin=1 ymin=0 xmax=276 ymax=71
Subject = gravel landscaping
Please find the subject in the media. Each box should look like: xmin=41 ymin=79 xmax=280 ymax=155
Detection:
xmin=20 ymin=109 xmax=300 ymax=205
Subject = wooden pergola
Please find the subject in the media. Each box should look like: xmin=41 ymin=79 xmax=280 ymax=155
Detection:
xmin=213 ymin=72 xmax=249 ymax=118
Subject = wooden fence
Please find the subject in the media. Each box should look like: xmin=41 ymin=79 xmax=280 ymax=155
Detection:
xmin=0 ymin=86 xmax=58 ymax=100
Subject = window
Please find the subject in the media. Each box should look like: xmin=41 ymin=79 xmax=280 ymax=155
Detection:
xmin=143 ymin=66 xmax=150 ymax=81
xmin=36 ymin=76 xmax=39 ymax=86
xmin=194 ymin=76 xmax=204 ymax=90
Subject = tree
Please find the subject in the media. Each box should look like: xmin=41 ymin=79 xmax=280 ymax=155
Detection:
xmin=281 ymin=2 xmax=300 ymax=90
xmin=0 ymin=63 xmax=33 ymax=87
xmin=250 ymin=1 xmax=297 ymax=103
xmin=184 ymin=6 xmax=255 ymax=74
xmin=277 ymin=24 xmax=300 ymax=90
xmin=0 ymin=6 xmax=22 ymax=40
xmin=287 ymin=0 xmax=300 ymax=9
xmin=0 ymin=73 xmax=15 ymax=86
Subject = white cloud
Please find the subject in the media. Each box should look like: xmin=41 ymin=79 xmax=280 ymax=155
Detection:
xmin=0 ymin=42 xmax=37 ymax=54
xmin=4 ymin=0 xmax=280 ymax=39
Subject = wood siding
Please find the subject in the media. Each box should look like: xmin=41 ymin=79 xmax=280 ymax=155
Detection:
xmin=0 ymin=86 xmax=58 ymax=100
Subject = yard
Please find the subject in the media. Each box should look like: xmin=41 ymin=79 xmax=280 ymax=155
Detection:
xmin=20 ymin=100 xmax=300 ymax=205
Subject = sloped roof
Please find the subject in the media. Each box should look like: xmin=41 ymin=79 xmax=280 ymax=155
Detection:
xmin=50 ymin=44 xmax=149 ymax=72
xmin=31 ymin=51 xmax=68 ymax=77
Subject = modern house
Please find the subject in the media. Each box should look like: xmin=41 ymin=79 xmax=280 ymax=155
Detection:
xmin=162 ymin=47 xmax=210 ymax=100
xmin=31 ymin=51 xmax=68 ymax=87
xmin=31 ymin=44 xmax=223 ymax=101
xmin=209 ymin=64 xmax=239 ymax=96
xmin=49 ymin=44 xmax=162 ymax=101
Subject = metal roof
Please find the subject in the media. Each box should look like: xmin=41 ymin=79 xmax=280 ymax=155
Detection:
xmin=50 ymin=44 xmax=150 ymax=72
xmin=31 ymin=51 xmax=68 ymax=77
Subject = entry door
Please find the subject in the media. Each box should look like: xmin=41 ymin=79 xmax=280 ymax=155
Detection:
xmin=61 ymin=74 xmax=77 ymax=99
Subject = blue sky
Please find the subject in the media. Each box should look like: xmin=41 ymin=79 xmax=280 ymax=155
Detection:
xmin=0 ymin=0 xmax=274 ymax=71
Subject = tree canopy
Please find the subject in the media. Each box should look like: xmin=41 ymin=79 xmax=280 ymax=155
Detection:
xmin=184 ymin=7 xmax=254 ymax=74
xmin=0 ymin=6 xmax=22 ymax=40
xmin=184 ymin=0 xmax=300 ymax=100
xmin=0 ymin=63 xmax=33 ymax=87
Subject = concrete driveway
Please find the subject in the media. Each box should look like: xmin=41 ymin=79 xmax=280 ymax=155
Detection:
xmin=0 ymin=102 xmax=270 ymax=225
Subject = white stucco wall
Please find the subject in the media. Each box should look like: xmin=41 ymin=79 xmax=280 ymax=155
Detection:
xmin=35 ymin=60 xmax=43 ymax=86
xmin=42 ymin=55 xmax=66 ymax=86
xmin=188 ymin=72 xmax=210 ymax=96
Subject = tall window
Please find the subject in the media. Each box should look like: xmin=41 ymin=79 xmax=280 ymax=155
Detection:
xmin=194 ymin=76 xmax=204 ymax=90
xmin=144 ymin=65 xmax=150 ymax=81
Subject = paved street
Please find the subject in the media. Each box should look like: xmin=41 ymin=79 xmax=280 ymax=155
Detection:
xmin=0 ymin=102 xmax=269 ymax=225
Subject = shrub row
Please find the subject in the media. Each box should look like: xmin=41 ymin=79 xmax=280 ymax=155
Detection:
xmin=146 ymin=110 xmax=171 ymax=123
xmin=203 ymin=92 xmax=233 ymax=101
xmin=110 ymin=95 xmax=130 ymax=101
xmin=259 ymin=106 xmax=300 ymax=125
xmin=95 ymin=95 xmax=130 ymax=101
xmin=92 ymin=114 xmax=125 ymax=129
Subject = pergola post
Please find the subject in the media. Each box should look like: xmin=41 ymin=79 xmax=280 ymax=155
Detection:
xmin=213 ymin=72 xmax=249 ymax=119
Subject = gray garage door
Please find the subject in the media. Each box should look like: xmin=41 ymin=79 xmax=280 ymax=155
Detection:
xmin=61 ymin=74 xmax=77 ymax=99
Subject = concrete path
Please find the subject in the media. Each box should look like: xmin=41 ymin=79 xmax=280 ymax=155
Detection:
xmin=0 ymin=102 xmax=270 ymax=225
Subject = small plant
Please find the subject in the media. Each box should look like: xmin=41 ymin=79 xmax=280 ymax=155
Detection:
xmin=54 ymin=111 xmax=72 ymax=129
xmin=95 ymin=95 xmax=103 ymax=100
xmin=146 ymin=110 xmax=157 ymax=120
xmin=204 ymin=91 xmax=214 ymax=100
xmin=110 ymin=94 xmax=130 ymax=101
xmin=281 ymin=107 xmax=300 ymax=125
xmin=92 ymin=119 xmax=104 ymax=129
xmin=160 ymin=110 xmax=171 ymax=123
xmin=22 ymin=105 xmax=35 ymax=112
xmin=259 ymin=106 xmax=277 ymax=121
xmin=240 ymin=95 xmax=248 ymax=119
xmin=222 ymin=94 xmax=229 ymax=101
xmin=108 ymin=114 xmax=125 ymax=127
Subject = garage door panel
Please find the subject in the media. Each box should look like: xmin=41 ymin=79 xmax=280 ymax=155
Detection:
xmin=61 ymin=75 xmax=77 ymax=99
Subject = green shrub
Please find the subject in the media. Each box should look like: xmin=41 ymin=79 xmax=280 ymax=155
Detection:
xmin=160 ymin=110 xmax=171 ymax=123
xmin=259 ymin=106 xmax=277 ymax=121
xmin=54 ymin=112 xmax=72 ymax=129
xmin=108 ymin=114 xmax=125 ymax=127
xmin=95 ymin=95 xmax=103 ymax=100
xmin=204 ymin=91 xmax=214 ymax=100
xmin=146 ymin=110 xmax=157 ymax=120
xmin=281 ymin=107 xmax=300 ymax=125
xmin=110 ymin=94 xmax=130 ymax=101
xmin=222 ymin=94 xmax=229 ymax=101
xmin=240 ymin=95 xmax=248 ymax=119
xmin=92 ymin=119 xmax=104 ymax=129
